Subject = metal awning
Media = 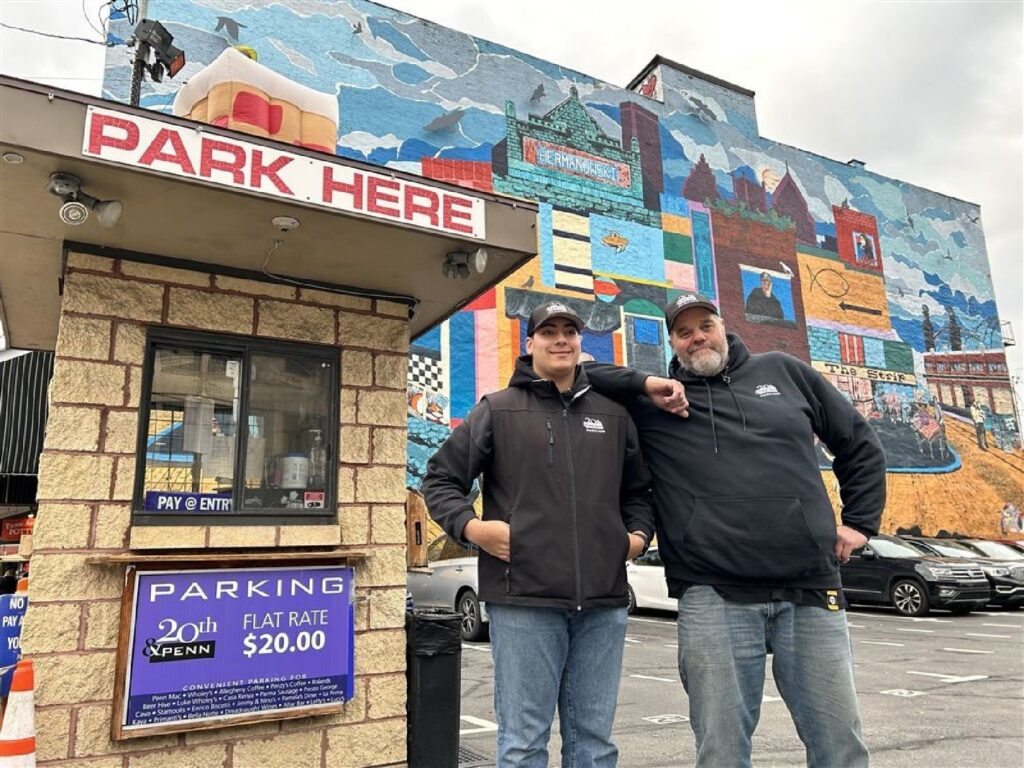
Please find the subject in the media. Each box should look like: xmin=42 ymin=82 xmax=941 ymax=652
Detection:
xmin=0 ymin=77 xmax=538 ymax=349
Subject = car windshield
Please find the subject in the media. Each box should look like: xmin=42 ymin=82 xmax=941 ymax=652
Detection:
xmin=868 ymin=538 xmax=923 ymax=558
xmin=916 ymin=540 xmax=977 ymax=559
xmin=962 ymin=540 xmax=1024 ymax=560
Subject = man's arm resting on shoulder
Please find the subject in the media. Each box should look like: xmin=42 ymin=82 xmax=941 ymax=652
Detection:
xmin=585 ymin=362 xmax=689 ymax=417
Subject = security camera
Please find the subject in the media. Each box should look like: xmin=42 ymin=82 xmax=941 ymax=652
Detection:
xmin=59 ymin=200 xmax=89 ymax=225
xmin=271 ymin=216 xmax=300 ymax=233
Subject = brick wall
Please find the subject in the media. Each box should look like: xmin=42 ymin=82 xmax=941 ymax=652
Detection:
xmin=22 ymin=252 xmax=409 ymax=767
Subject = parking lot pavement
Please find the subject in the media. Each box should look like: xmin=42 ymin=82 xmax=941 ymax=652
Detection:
xmin=457 ymin=608 xmax=1024 ymax=767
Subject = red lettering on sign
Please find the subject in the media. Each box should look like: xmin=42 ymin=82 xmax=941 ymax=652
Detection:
xmin=404 ymin=186 xmax=439 ymax=226
xmin=250 ymin=150 xmax=293 ymax=195
xmin=88 ymin=113 xmax=139 ymax=155
xmin=322 ymin=167 xmax=363 ymax=208
xmin=443 ymin=195 xmax=474 ymax=234
xmin=138 ymin=128 xmax=196 ymax=175
xmin=367 ymin=177 xmax=400 ymax=218
xmin=199 ymin=139 xmax=246 ymax=184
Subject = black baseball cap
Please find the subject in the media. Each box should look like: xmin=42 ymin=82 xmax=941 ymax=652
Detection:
xmin=527 ymin=301 xmax=585 ymax=336
xmin=664 ymin=292 xmax=719 ymax=330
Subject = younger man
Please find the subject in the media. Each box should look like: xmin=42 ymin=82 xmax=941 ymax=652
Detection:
xmin=422 ymin=301 xmax=654 ymax=768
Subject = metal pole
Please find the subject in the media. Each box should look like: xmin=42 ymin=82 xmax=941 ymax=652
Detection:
xmin=129 ymin=42 xmax=150 ymax=107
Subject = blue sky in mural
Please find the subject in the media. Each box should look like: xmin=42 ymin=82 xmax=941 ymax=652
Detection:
xmin=90 ymin=0 xmax=1017 ymax=367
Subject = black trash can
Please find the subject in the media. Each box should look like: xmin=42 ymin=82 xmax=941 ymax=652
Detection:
xmin=407 ymin=608 xmax=462 ymax=768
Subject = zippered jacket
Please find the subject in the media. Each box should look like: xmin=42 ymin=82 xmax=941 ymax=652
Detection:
xmin=421 ymin=356 xmax=655 ymax=610
xmin=585 ymin=334 xmax=886 ymax=590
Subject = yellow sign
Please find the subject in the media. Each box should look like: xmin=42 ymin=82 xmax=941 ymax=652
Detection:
xmin=813 ymin=361 xmax=916 ymax=385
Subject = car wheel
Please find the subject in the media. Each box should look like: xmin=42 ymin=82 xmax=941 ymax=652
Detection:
xmin=457 ymin=589 xmax=487 ymax=642
xmin=626 ymin=584 xmax=637 ymax=615
xmin=891 ymin=579 xmax=929 ymax=617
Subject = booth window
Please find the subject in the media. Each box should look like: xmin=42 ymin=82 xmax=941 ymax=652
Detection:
xmin=133 ymin=329 xmax=339 ymax=525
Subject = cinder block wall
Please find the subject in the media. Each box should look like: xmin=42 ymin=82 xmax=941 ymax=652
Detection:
xmin=21 ymin=252 xmax=410 ymax=766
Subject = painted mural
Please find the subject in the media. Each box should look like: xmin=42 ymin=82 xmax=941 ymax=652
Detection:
xmin=105 ymin=0 xmax=1023 ymax=535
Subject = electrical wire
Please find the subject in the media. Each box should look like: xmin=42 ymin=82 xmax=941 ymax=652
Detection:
xmin=82 ymin=0 xmax=104 ymax=38
xmin=0 ymin=21 xmax=112 ymax=46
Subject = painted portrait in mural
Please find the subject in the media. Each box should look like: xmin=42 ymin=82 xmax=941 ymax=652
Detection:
xmin=740 ymin=266 xmax=794 ymax=326
xmin=852 ymin=231 xmax=878 ymax=268
xmin=104 ymin=0 xmax=1021 ymax=532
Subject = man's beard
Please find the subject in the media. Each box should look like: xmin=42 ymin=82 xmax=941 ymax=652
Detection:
xmin=679 ymin=340 xmax=728 ymax=377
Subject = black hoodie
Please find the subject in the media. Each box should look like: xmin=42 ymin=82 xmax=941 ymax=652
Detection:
xmin=586 ymin=334 xmax=886 ymax=590
xmin=421 ymin=356 xmax=654 ymax=610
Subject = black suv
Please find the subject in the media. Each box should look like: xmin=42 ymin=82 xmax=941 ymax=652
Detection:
xmin=902 ymin=537 xmax=1024 ymax=610
xmin=840 ymin=535 xmax=990 ymax=616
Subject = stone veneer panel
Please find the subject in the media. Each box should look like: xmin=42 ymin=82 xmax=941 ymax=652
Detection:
xmin=26 ymin=259 xmax=411 ymax=767
xmin=166 ymin=287 xmax=255 ymax=334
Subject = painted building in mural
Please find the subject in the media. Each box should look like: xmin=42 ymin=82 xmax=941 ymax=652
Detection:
xmin=104 ymin=0 xmax=1023 ymax=535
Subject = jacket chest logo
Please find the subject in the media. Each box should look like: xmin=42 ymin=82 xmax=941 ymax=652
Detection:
xmin=755 ymin=383 xmax=781 ymax=398
xmin=583 ymin=417 xmax=606 ymax=434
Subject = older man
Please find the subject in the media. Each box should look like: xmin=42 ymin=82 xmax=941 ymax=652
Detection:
xmin=586 ymin=292 xmax=886 ymax=768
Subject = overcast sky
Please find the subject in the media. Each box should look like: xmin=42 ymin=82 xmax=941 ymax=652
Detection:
xmin=1 ymin=0 xmax=1021 ymax=388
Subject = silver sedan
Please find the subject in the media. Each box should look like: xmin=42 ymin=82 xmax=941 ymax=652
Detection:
xmin=407 ymin=535 xmax=490 ymax=641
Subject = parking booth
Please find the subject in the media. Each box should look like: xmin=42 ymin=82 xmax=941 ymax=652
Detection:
xmin=0 ymin=76 xmax=536 ymax=766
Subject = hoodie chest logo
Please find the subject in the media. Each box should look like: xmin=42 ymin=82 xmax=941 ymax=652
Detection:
xmin=583 ymin=417 xmax=606 ymax=434
xmin=755 ymin=383 xmax=781 ymax=398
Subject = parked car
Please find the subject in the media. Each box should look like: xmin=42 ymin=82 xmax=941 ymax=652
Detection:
xmin=996 ymin=539 xmax=1024 ymax=555
xmin=626 ymin=547 xmax=676 ymax=613
xmin=902 ymin=537 xmax=1024 ymax=610
xmin=840 ymin=535 xmax=990 ymax=616
xmin=406 ymin=534 xmax=488 ymax=641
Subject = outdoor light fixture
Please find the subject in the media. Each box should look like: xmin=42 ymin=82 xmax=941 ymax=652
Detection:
xmin=130 ymin=19 xmax=186 ymax=105
xmin=47 ymin=173 xmax=123 ymax=228
xmin=442 ymin=248 xmax=488 ymax=280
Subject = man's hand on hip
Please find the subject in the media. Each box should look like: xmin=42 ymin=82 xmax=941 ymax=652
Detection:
xmin=463 ymin=518 xmax=511 ymax=562
xmin=643 ymin=376 xmax=689 ymax=417
xmin=834 ymin=525 xmax=868 ymax=563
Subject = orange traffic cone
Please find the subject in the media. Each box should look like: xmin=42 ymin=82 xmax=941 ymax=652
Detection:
xmin=0 ymin=660 xmax=35 ymax=767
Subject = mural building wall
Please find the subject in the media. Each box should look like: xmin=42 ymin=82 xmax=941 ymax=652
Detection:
xmin=105 ymin=0 xmax=1023 ymax=536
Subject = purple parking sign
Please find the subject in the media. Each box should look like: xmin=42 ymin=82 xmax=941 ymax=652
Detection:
xmin=119 ymin=565 xmax=354 ymax=734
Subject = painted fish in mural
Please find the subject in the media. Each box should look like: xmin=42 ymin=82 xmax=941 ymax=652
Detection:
xmin=424 ymin=109 xmax=464 ymax=132
xmin=601 ymin=231 xmax=629 ymax=253
xmin=214 ymin=16 xmax=247 ymax=42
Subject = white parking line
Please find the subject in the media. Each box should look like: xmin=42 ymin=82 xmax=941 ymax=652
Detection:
xmin=860 ymin=641 xmax=904 ymax=647
xmin=982 ymin=623 xmax=1020 ymax=629
xmin=460 ymin=715 xmax=498 ymax=735
xmin=966 ymin=632 xmax=1011 ymax=639
xmin=630 ymin=674 xmax=676 ymax=683
xmin=624 ymin=636 xmax=641 ymax=644
xmin=664 ymin=643 xmax=678 ymax=649
xmin=895 ymin=628 xmax=934 ymax=633
xmin=847 ymin=622 xmax=866 ymax=628
xmin=907 ymin=671 xmax=989 ymax=684
xmin=629 ymin=616 xmax=675 ymax=625
xmin=462 ymin=644 xmax=492 ymax=652
xmin=942 ymin=647 xmax=995 ymax=655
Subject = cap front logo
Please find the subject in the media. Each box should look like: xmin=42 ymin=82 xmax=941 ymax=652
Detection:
xmin=546 ymin=302 xmax=571 ymax=314
xmin=676 ymin=295 xmax=698 ymax=308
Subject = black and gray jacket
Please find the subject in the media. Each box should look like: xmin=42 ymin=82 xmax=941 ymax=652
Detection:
xmin=421 ymin=356 xmax=654 ymax=610
xmin=586 ymin=334 xmax=886 ymax=590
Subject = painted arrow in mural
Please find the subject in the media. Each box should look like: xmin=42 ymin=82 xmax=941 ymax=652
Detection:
xmin=839 ymin=301 xmax=883 ymax=316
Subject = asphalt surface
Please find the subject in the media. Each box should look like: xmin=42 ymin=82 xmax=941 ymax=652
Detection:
xmin=456 ymin=606 xmax=1024 ymax=767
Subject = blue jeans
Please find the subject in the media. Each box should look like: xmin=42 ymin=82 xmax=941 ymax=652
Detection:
xmin=677 ymin=585 xmax=868 ymax=768
xmin=487 ymin=603 xmax=628 ymax=768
